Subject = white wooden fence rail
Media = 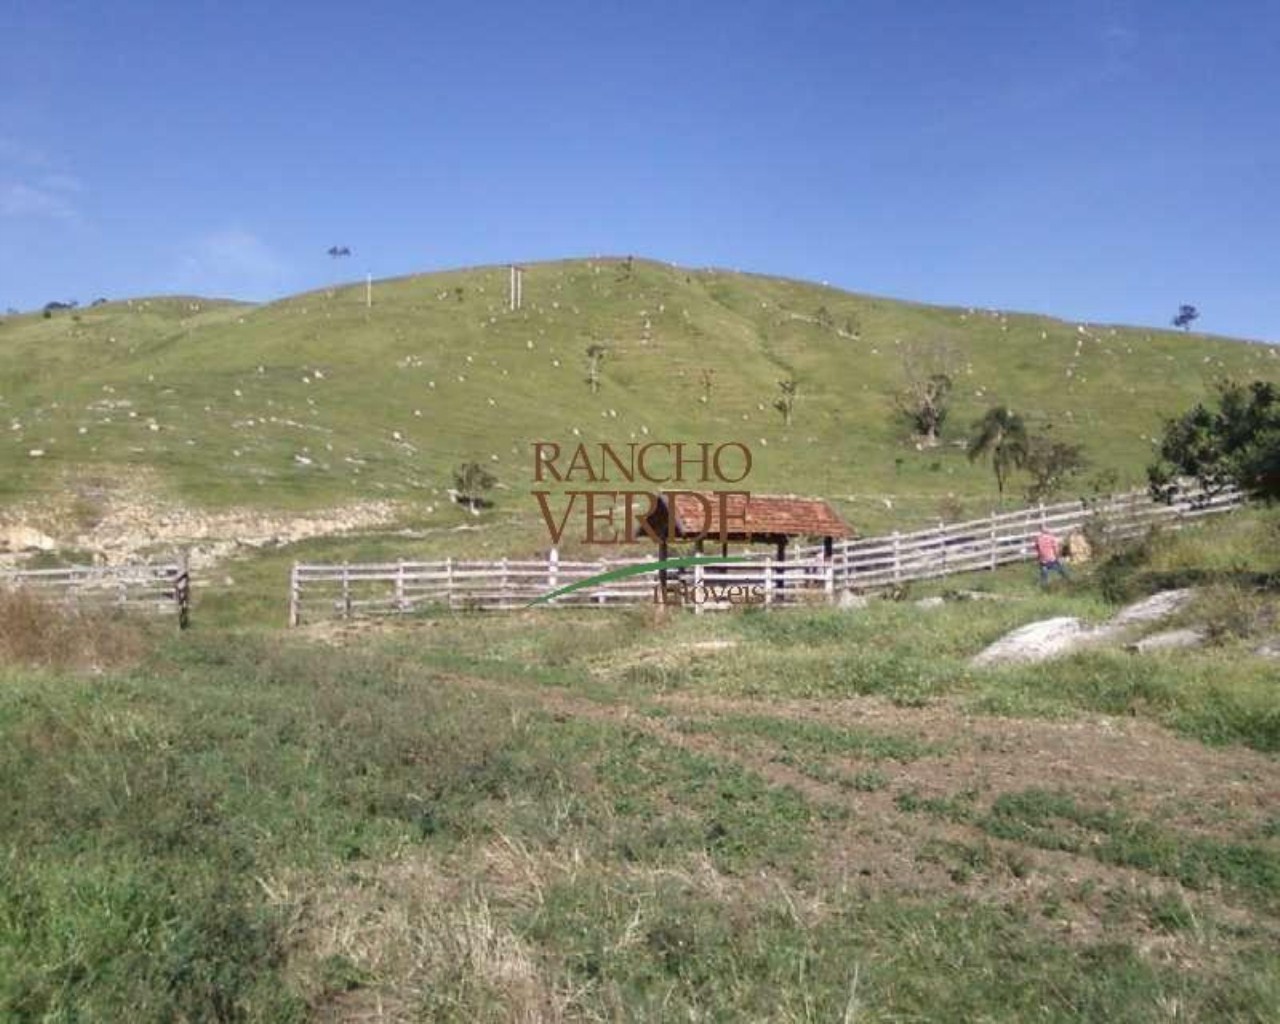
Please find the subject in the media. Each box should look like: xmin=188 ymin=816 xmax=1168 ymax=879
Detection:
xmin=288 ymin=484 xmax=1243 ymax=626
xmin=0 ymin=563 xmax=189 ymax=620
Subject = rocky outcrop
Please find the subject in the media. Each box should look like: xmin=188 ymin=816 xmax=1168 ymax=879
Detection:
xmin=973 ymin=589 xmax=1200 ymax=667
xmin=0 ymin=525 xmax=57 ymax=553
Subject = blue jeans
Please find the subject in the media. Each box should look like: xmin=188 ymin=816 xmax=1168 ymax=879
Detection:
xmin=1039 ymin=560 xmax=1069 ymax=585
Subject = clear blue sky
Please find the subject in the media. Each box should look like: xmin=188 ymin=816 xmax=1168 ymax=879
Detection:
xmin=3 ymin=0 xmax=1277 ymax=340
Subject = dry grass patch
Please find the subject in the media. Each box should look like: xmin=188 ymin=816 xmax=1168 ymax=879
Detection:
xmin=277 ymin=850 xmax=579 ymax=1023
xmin=0 ymin=588 xmax=149 ymax=671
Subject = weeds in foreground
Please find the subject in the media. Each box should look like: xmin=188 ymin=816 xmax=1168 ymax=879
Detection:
xmin=0 ymin=588 xmax=149 ymax=670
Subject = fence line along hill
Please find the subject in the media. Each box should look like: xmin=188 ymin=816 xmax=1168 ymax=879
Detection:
xmin=288 ymin=484 xmax=1241 ymax=624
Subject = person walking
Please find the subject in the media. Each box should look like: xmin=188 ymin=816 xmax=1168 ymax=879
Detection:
xmin=1035 ymin=526 xmax=1069 ymax=586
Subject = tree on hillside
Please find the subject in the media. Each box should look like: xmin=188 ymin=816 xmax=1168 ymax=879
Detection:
xmin=452 ymin=461 xmax=497 ymax=514
xmin=1172 ymin=304 xmax=1199 ymax=331
xmin=585 ymin=344 xmax=608 ymax=393
xmin=1148 ymin=379 xmax=1280 ymax=502
xmin=893 ymin=341 xmax=958 ymax=447
xmin=773 ymin=378 xmax=798 ymax=426
xmin=967 ymin=406 xmax=1029 ymax=503
xmin=1022 ymin=433 xmax=1088 ymax=502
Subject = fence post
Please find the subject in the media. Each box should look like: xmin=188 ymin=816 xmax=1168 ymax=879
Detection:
xmin=174 ymin=558 xmax=191 ymax=630
xmin=395 ymin=561 xmax=406 ymax=614
xmin=548 ymin=547 xmax=558 ymax=605
xmin=289 ymin=564 xmax=300 ymax=627
xmin=341 ymin=563 xmax=351 ymax=620
xmin=824 ymin=557 xmax=834 ymax=601
xmin=446 ymin=557 xmax=454 ymax=610
xmin=938 ymin=519 xmax=947 ymax=572
xmin=892 ymin=532 xmax=901 ymax=584
xmin=764 ymin=558 xmax=773 ymax=606
xmin=594 ymin=559 xmax=606 ymax=605
xmin=693 ymin=560 xmax=704 ymax=615
xmin=500 ymin=557 xmax=509 ymax=609
xmin=989 ymin=512 xmax=997 ymax=571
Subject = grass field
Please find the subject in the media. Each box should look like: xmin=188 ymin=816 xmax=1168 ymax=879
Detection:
xmin=3 ymin=511 xmax=1278 ymax=1021
xmin=3 ymin=258 xmax=1279 ymax=549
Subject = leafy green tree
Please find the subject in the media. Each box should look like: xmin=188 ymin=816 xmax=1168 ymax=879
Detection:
xmin=452 ymin=461 xmax=497 ymax=514
xmin=1172 ymin=304 xmax=1199 ymax=331
xmin=967 ymin=406 xmax=1028 ymax=503
xmin=1022 ymin=434 xmax=1087 ymax=502
xmin=1148 ymin=380 xmax=1280 ymax=501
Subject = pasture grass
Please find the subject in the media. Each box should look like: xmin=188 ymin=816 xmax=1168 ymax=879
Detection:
xmin=4 ymin=258 xmax=1280 ymax=544
xmin=3 ymin=509 xmax=1279 ymax=1019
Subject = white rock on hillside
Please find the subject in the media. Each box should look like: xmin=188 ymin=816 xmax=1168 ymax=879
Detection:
xmin=971 ymin=617 xmax=1098 ymax=666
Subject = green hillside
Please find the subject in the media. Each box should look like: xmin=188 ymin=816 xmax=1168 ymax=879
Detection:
xmin=2 ymin=258 xmax=1277 ymax=544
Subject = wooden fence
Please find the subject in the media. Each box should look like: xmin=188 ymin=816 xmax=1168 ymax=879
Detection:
xmin=799 ymin=484 xmax=1243 ymax=591
xmin=289 ymin=554 xmax=834 ymax=624
xmin=0 ymin=563 xmax=190 ymax=624
xmin=288 ymin=484 xmax=1243 ymax=625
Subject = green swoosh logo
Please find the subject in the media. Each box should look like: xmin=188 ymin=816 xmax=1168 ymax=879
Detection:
xmin=525 ymin=555 xmax=753 ymax=607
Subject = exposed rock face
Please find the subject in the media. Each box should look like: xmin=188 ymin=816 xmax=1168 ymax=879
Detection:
xmin=972 ymin=589 xmax=1202 ymax=667
xmin=971 ymin=617 xmax=1098 ymax=666
xmin=0 ymin=526 xmax=57 ymax=553
xmin=1 ymin=497 xmax=404 ymax=569
xmin=1109 ymin=589 xmax=1196 ymax=628
xmin=1128 ymin=628 xmax=1207 ymax=654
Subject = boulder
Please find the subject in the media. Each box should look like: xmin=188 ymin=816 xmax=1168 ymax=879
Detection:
xmin=972 ymin=617 xmax=1098 ymax=666
xmin=1110 ymin=589 xmax=1197 ymax=628
xmin=837 ymin=591 xmax=870 ymax=610
xmin=1127 ymin=628 xmax=1207 ymax=654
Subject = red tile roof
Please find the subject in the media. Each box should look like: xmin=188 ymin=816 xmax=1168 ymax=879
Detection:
xmin=664 ymin=492 xmax=853 ymax=539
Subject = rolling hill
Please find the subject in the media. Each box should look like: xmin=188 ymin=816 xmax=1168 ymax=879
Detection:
xmin=2 ymin=257 xmax=1277 ymax=554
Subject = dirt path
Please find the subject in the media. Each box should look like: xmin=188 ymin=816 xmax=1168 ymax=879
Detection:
xmin=426 ymin=668 xmax=1280 ymax=951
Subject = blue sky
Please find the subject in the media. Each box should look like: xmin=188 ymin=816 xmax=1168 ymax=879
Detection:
xmin=2 ymin=0 xmax=1277 ymax=340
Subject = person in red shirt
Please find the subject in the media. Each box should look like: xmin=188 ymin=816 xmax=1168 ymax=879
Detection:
xmin=1035 ymin=527 xmax=1069 ymax=586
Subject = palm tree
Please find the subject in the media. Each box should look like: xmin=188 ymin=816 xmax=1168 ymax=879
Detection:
xmin=967 ymin=406 xmax=1028 ymax=504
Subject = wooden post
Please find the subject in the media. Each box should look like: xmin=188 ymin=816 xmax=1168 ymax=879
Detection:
xmin=341 ymin=563 xmax=351 ymax=619
xmin=938 ymin=519 xmax=947 ymax=572
xmin=764 ymin=557 xmax=773 ymax=606
xmin=500 ymin=557 xmax=509 ymax=609
xmin=989 ymin=513 xmax=997 ymax=571
xmin=892 ymin=532 xmax=901 ymax=584
xmin=289 ymin=564 xmax=300 ymax=627
xmin=174 ymin=557 xmax=190 ymax=630
xmin=823 ymin=536 xmax=835 ymax=601
xmin=395 ymin=561 xmax=406 ymax=614
xmin=693 ymin=560 xmax=704 ymax=615
xmin=594 ymin=558 xmax=606 ymax=605
xmin=446 ymin=557 xmax=454 ymax=610
xmin=548 ymin=547 xmax=558 ymax=606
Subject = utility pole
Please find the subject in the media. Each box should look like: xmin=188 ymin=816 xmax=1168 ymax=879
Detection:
xmin=509 ymin=264 xmax=524 ymax=311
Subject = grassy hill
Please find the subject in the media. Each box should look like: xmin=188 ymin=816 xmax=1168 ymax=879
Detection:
xmin=2 ymin=258 xmax=1277 ymax=547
